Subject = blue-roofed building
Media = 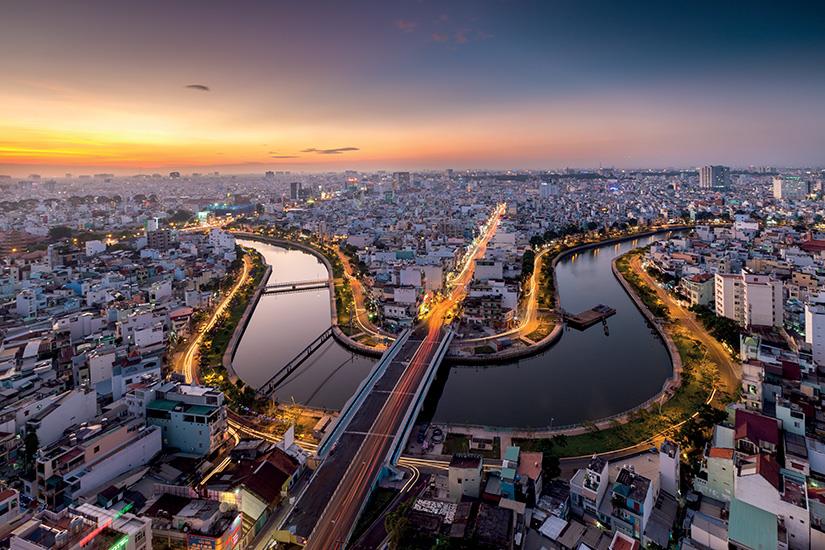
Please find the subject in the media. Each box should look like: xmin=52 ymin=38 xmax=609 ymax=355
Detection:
xmin=135 ymin=382 xmax=226 ymax=456
xmin=500 ymin=446 xmax=520 ymax=499
xmin=728 ymin=498 xmax=786 ymax=550
xmin=610 ymin=466 xmax=655 ymax=541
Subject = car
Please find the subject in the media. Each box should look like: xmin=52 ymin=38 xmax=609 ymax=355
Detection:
xmin=648 ymin=446 xmax=658 ymax=454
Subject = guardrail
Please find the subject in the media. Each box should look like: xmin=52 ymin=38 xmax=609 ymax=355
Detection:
xmin=316 ymin=329 xmax=412 ymax=458
xmin=389 ymin=330 xmax=455 ymax=465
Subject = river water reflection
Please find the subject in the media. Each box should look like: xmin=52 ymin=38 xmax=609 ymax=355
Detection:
xmin=236 ymin=234 xmax=677 ymax=426
xmin=233 ymin=240 xmax=374 ymax=410
xmin=431 ymin=233 xmax=676 ymax=428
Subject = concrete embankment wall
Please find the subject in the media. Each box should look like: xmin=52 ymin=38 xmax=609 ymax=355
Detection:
xmin=222 ymin=260 xmax=271 ymax=383
xmin=439 ymin=228 xmax=689 ymax=434
xmin=229 ymin=232 xmax=382 ymax=360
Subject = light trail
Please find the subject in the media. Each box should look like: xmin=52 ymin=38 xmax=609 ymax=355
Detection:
xmin=304 ymin=204 xmax=505 ymax=549
xmin=180 ymin=254 xmax=251 ymax=384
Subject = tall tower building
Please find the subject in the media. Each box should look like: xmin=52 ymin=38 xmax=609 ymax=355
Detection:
xmin=699 ymin=165 xmax=730 ymax=190
xmin=772 ymin=176 xmax=808 ymax=200
xmin=393 ymin=171 xmax=411 ymax=192
xmin=290 ymin=181 xmax=302 ymax=201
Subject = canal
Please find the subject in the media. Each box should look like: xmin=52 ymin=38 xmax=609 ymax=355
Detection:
xmin=236 ymin=233 xmax=677 ymax=427
xmin=430 ymin=233 xmax=676 ymax=428
xmin=233 ymin=240 xmax=375 ymax=410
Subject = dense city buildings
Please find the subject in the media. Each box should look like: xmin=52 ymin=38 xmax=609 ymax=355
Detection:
xmin=0 ymin=166 xmax=824 ymax=548
xmin=699 ymin=165 xmax=731 ymax=191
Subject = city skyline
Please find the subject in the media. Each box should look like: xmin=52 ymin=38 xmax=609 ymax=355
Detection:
xmin=2 ymin=0 xmax=825 ymax=176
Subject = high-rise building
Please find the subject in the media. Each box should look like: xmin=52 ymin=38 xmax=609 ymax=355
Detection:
xmin=539 ymin=180 xmax=559 ymax=198
xmin=805 ymin=292 xmax=825 ymax=366
xmin=290 ymin=181 xmax=302 ymax=201
xmin=699 ymin=165 xmax=730 ymax=190
xmin=393 ymin=171 xmax=411 ymax=191
xmin=772 ymin=175 xmax=808 ymax=200
xmin=146 ymin=229 xmax=172 ymax=251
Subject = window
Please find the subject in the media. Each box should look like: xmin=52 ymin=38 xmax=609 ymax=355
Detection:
xmin=93 ymin=445 xmax=100 ymax=454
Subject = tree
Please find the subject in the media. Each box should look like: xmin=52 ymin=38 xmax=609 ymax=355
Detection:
xmin=24 ymin=430 xmax=39 ymax=474
xmin=521 ymin=249 xmax=536 ymax=282
xmin=49 ymin=225 xmax=74 ymax=240
xmin=385 ymin=503 xmax=412 ymax=549
xmin=543 ymin=454 xmax=561 ymax=480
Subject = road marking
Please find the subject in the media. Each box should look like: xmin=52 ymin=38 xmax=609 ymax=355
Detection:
xmin=373 ymin=389 xmax=416 ymax=396
xmin=344 ymin=431 xmax=397 ymax=438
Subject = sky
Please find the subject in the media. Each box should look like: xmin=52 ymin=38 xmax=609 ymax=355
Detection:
xmin=1 ymin=0 xmax=825 ymax=176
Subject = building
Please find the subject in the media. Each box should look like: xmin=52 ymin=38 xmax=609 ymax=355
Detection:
xmin=694 ymin=447 xmax=735 ymax=502
xmin=773 ymin=175 xmax=808 ymax=200
xmin=25 ymin=387 xmax=98 ymax=447
xmin=728 ymin=498 xmax=787 ymax=549
xmin=143 ymin=491 xmax=242 ymax=550
xmin=699 ymin=165 xmax=730 ymax=190
xmin=743 ymin=272 xmax=783 ymax=328
xmin=141 ymin=383 xmax=226 ymax=456
xmin=0 ymin=487 xmax=22 ymax=536
xmin=570 ymin=455 xmax=610 ymax=518
xmin=290 ymin=181 xmax=302 ymax=201
xmin=393 ymin=171 xmax=411 ymax=192
xmin=448 ymin=454 xmax=483 ymax=501
xmin=659 ymin=440 xmax=680 ymax=497
xmin=805 ymin=292 xmax=825 ymax=366
xmin=33 ymin=418 xmax=162 ymax=508
xmin=73 ymin=502 xmax=152 ymax=550
xmin=679 ymin=273 xmax=714 ymax=307
xmin=610 ymin=466 xmax=655 ymax=541
xmin=145 ymin=229 xmax=172 ymax=251
xmin=0 ymin=230 xmax=43 ymax=256
xmin=714 ymin=273 xmax=744 ymax=325
xmin=715 ymin=271 xmax=783 ymax=328
xmin=9 ymin=508 xmax=97 ymax=550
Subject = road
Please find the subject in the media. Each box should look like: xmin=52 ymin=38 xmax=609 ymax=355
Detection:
xmin=461 ymin=243 xmax=551 ymax=343
xmin=178 ymin=254 xmax=252 ymax=384
xmin=630 ymin=254 xmax=740 ymax=393
xmin=302 ymin=204 xmax=504 ymax=549
xmin=335 ymin=247 xmax=392 ymax=340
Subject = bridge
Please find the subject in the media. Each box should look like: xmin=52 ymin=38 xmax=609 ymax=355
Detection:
xmin=281 ymin=326 xmax=454 ymax=546
xmin=273 ymin=203 xmax=505 ymax=548
xmin=256 ymin=327 xmax=335 ymax=399
xmin=262 ymin=278 xmax=330 ymax=295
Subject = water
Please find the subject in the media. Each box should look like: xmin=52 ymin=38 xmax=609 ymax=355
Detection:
xmin=233 ymin=240 xmax=374 ymax=410
xmin=430 ymin=234 xmax=675 ymax=428
xmin=237 ymin=234 xmax=677 ymax=427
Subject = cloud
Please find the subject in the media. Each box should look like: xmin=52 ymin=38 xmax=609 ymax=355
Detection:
xmin=185 ymin=84 xmax=210 ymax=91
xmin=431 ymin=32 xmax=449 ymax=43
xmin=395 ymin=19 xmax=417 ymax=33
xmin=301 ymin=147 xmax=360 ymax=155
xmin=270 ymin=155 xmax=298 ymax=159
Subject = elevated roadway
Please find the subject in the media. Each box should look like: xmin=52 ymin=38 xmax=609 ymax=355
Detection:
xmin=281 ymin=204 xmax=505 ymax=548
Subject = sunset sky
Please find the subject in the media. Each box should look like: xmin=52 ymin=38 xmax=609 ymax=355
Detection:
xmin=2 ymin=0 xmax=825 ymax=175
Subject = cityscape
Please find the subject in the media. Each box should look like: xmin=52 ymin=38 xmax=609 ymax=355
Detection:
xmin=2 ymin=1 xmax=825 ymax=550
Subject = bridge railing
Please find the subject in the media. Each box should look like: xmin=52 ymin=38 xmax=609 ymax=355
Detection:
xmin=256 ymin=327 xmax=335 ymax=398
xmin=317 ymin=329 xmax=411 ymax=458
xmin=264 ymin=278 xmax=329 ymax=289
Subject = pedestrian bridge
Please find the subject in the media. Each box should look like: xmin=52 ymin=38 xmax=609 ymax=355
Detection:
xmin=256 ymin=327 xmax=335 ymax=399
xmin=262 ymin=278 xmax=330 ymax=295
